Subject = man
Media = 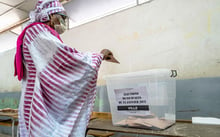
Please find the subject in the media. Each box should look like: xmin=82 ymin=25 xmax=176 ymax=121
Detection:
xmin=14 ymin=0 xmax=119 ymax=136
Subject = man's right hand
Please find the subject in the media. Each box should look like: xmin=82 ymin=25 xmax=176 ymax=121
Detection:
xmin=100 ymin=49 xmax=120 ymax=64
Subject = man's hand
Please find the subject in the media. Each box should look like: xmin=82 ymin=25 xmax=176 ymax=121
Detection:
xmin=100 ymin=49 xmax=119 ymax=64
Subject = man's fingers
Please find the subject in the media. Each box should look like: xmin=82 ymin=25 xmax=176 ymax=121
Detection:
xmin=101 ymin=49 xmax=119 ymax=64
xmin=106 ymin=55 xmax=120 ymax=64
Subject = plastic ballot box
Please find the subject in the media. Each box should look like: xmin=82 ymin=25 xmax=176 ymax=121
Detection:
xmin=104 ymin=69 xmax=176 ymax=130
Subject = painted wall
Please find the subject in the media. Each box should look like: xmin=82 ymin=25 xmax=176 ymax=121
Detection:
xmin=1 ymin=0 xmax=220 ymax=91
xmin=62 ymin=0 xmax=220 ymax=85
xmin=0 ymin=49 xmax=21 ymax=92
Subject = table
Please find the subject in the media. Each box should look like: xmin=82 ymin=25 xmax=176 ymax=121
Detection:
xmin=88 ymin=118 xmax=220 ymax=137
xmin=0 ymin=112 xmax=18 ymax=137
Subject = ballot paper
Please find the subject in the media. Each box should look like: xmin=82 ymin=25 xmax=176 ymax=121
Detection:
xmin=192 ymin=117 xmax=220 ymax=125
xmin=116 ymin=116 xmax=174 ymax=130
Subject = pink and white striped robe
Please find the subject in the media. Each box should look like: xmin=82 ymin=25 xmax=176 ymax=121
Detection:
xmin=18 ymin=23 xmax=103 ymax=137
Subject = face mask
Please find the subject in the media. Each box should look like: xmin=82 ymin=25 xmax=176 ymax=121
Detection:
xmin=54 ymin=15 xmax=67 ymax=34
xmin=54 ymin=23 xmax=66 ymax=34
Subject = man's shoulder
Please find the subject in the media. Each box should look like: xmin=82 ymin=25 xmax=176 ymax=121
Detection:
xmin=25 ymin=23 xmax=49 ymax=35
xmin=23 ymin=23 xmax=51 ymax=44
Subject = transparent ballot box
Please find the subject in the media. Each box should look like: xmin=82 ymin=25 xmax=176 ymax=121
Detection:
xmin=104 ymin=69 xmax=176 ymax=130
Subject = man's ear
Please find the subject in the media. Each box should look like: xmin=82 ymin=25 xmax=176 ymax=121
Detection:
xmin=49 ymin=14 xmax=53 ymax=22
xmin=48 ymin=14 xmax=55 ymax=27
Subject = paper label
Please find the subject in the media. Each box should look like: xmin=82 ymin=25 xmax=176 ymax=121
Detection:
xmin=114 ymin=86 xmax=150 ymax=115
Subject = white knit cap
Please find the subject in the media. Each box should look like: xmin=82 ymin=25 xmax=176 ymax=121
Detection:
xmin=29 ymin=0 xmax=66 ymax=23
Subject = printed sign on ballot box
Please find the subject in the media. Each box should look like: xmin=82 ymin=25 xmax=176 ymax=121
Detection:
xmin=114 ymin=86 xmax=150 ymax=115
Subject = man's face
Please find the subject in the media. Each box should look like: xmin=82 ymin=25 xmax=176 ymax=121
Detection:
xmin=50 ymin=13 xmax=68 ymax=34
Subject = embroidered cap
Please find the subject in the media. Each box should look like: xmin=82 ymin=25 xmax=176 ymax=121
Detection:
xmin=29 ymin=0 xmax=66 ymax=23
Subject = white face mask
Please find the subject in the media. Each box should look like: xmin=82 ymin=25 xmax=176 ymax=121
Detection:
xmin=54 ymin=15 xmax=67 ymax=34
xmin=54 ymin=23 xmax=66 ymax=34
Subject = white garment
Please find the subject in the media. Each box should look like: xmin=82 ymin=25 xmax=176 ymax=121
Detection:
xmin=18 ymin=23 xmax=103 ymax=137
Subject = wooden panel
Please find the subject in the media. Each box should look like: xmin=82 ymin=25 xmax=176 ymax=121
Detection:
xmin=0 ymin=119 xmax=18 ymax=127
xmin=88 ymin=130 xmax=114 ymax=137
xmin=91 ymin=112 xmax=112 ymax=120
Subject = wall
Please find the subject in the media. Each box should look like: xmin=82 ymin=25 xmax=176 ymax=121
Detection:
xmin=1 ymin=0 xmax=220 ymax=90
xmin=62 ymin=0 xmax=220 ymax=85
xmin=0 ymin=49 xmax=21 ymax=92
